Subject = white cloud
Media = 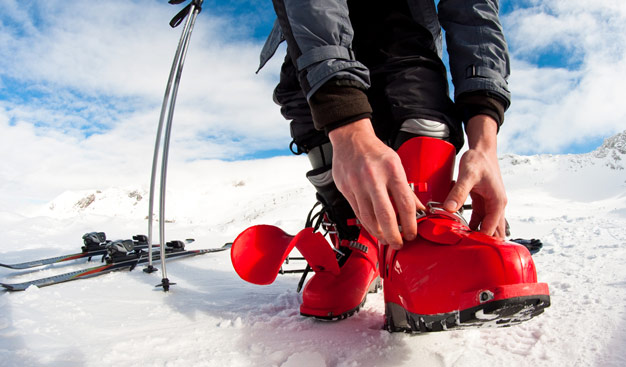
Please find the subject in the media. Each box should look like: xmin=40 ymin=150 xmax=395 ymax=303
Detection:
xmin=500 ymin=0 xmax=626 ymax=153
xmin=0 ymin=0 xmax=287 ymax=139
xmin=0 ymin=0 xmax=290 ymax=211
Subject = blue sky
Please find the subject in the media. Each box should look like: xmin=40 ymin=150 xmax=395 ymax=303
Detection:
xmin=2 ymin=0 xmax=623 ymax=155
xmin=1 ymin=0 xmax=625 ymax=209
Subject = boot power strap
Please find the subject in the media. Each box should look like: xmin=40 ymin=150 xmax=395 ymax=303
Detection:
xmin=416 ymin=202 xmax=469 ymax=227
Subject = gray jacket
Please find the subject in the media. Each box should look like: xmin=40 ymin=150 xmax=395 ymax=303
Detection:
xmin=258 ymin=0 xmax=511 ymax=107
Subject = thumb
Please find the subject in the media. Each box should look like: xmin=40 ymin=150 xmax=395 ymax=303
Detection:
xmin=444 ymin=176 xmax=473 ymax=213
xmin=478 ymin=212 xmax=500 ymax=237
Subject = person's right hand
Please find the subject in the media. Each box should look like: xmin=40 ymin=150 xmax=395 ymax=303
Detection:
xmin=328 ymin=118 xmax=424 ymax=249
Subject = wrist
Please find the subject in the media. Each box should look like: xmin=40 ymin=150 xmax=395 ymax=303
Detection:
xmin=466 ymin=115 xmax=498 ymax=154
xmin=456 ymin=91 xmax=508 ymax=128
xmin=328 ymin=118 xmax=376 ymax=146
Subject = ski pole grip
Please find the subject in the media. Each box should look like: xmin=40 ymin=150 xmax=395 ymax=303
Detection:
xmin=170 ymin=4 xmax=191 ymax=28
xmin=169 ymin=0 xmax=204 ymax=28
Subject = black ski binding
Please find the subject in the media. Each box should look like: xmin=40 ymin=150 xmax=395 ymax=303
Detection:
xmin=106 ymin=240 xmax=138 ymax=263
xmin=166 ymin=240 xmax=185 ymax=251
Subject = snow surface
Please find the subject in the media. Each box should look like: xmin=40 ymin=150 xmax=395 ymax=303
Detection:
xmin=1 ymin=132 xmax=626 ymax=367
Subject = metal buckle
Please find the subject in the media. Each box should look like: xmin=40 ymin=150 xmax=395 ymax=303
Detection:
xmin=341 ymin=201 xmax=468 ymax=234
xmin=424 ymin=202 xmax=469 ymax=227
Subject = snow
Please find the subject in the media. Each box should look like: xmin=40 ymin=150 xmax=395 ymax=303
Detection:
xmin=1 ymin=132 xmax=626 ymax=367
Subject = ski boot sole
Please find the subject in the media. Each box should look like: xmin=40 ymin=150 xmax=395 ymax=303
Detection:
xmin=384 ymin=294 xmax=551 ymax=333
xmin=301 ymin=297 xmax=367 ymax=321
xmin=300 ymin=276 xmax=382 ymax=321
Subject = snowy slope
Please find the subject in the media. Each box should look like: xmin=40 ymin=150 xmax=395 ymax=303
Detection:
xmin=0 ymin=132 xmax=625 ymax=367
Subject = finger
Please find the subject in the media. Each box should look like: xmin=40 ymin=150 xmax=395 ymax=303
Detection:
xmin=468 ymin=211 xmax=482 ymax=232
xmin=494 ymin=216 xmax=507 ymax=239
xmin=353 ymin=192 xmax=384 ymax=241
xmin=370 ymin=187 xmax=403 ymax=249
xmin=467 ymin=194 xmax=484 ymax=231
xmin=444 ymin=172 xmax=477 ymax=213
xmin=478 ymin=212 xmax=500 ymax=237
xmin=390 ymin=183 xmax=418 ymax=242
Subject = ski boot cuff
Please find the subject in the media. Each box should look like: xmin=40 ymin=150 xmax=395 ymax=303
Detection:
xmin=306 ymin=166 xmax=360 ymax=241
xmin=396 ymin=136 xmax=456 ymax=205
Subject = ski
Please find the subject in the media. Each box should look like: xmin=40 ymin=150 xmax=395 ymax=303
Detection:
xmin=0 ymin=232 xmax=173 ymax=270
xmin=510 ymin=238 xmax=543 ymax=255
xmin=0 ymin=252 xmax=109 ymax=270
xmin=1 ymin=242 xmax=231 ymax=291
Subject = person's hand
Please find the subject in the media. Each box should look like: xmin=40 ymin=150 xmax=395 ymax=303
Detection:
xmin=443 ymin=115 xmax=508 ymax=238
xmin=328 ymin=118 xmax=424 ymax=249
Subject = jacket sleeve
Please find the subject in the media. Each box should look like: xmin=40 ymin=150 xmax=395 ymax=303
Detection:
xmin=271 ymin=0 xmax=371 ymax=100
xmin=438 ymin=0 xmax=511 ymax=113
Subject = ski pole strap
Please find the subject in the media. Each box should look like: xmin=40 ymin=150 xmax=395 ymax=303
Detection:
xmin=169 ymin=0 xmax=203 ymax=28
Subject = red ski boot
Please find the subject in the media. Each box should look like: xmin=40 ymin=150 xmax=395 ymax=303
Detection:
xmin=231 ymin=209 xmax=380 ymax=320
xmin=299 ymin=219 xmax=380 ymax=319
xmin=382 ymin=137 xmax=550 ymax=332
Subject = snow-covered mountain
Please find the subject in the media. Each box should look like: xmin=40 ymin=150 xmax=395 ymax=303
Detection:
xmin=0 ymin=132 xmax=625 ymax=367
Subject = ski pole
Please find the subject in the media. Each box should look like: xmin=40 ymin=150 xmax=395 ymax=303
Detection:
xmin=145 ymin=0 xmax=204 ymax=292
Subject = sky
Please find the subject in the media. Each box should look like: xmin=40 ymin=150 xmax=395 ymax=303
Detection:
xmin=1 ymin=0 xmax=625 ymax=210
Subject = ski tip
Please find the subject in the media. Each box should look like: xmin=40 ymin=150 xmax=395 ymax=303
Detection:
xmin=223 ymin=242 xmax=233 ymax=249
xmin=185 ymin=238 xmax=195 ymax=244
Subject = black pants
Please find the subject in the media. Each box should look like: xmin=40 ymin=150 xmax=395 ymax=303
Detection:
xmin=274 ymin=0 xmax=464 ymax=155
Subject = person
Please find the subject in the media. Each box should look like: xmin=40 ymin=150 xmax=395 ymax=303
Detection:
xmin=257 ymin=0 xmax=511 ymax=320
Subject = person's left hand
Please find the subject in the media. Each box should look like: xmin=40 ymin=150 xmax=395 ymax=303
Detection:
xmin=443 ymin=115 xmax=508 ymax=238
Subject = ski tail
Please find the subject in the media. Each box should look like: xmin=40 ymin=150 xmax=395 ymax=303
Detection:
xmin=0 ymin=233 xmax=157 ymax=270
xmin=1 ymin=243 xmax=232 ymax=291
xmin=0 ymin=251 xmax=106 ymax=270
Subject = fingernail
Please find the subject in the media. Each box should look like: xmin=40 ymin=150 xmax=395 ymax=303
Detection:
xmin=404 ymin=233 xmax=415 ymax=241
xmin=444 ymin=200 xmax=457 ymax=211
xmin=391 ymin=242 xmax=403 ymax=250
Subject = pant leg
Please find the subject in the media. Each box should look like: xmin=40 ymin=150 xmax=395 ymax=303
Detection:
xmin=348 ymin=0 xmax=464 ymax=151
xmin=274 ymin=54 xmax=330 ymax=156
xmin=274 ymin=53 xmax=360 ymax=239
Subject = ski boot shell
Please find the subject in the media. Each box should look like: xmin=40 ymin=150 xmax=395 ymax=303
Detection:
xmin=383 ymin=137 xmax=550 ymax=332
xmin=299 ymin=229 xmax=380 ymax=320
xmin=231 ymin=225 xmax=339 ymax=285
xmin=231 ymin=224 xmax=380 ymax=320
